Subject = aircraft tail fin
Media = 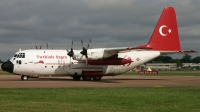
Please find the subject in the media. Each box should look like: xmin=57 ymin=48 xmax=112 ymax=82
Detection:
xmin=110 ymin=7 xmax=196 ymax=54
xmin=143 ymin=7 xmax=181 ymax=51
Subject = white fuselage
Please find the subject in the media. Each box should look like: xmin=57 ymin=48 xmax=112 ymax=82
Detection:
xmin=9 ymin=49 xmax=160 ymax=77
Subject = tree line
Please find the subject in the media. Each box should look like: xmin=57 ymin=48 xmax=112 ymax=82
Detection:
xmin=149 ymin=54 xmax=200 ymax=67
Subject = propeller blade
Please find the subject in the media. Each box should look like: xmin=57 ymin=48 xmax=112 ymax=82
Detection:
xmin=67 ymin=48 xmax=74 ymax=57
xmin=71 ymin=41 xmax=73 ymax=49
xmin=40 ymin=45 xmax=42 ymax=49
xmin=81 ymin=40 xmax=83 ymax=48
xmin=47 ymin=43 xmax=48 ymax=49
xmin=85 ymin=58 xmax=88 ymax=65
xmin=86 ymin=39 xmax=91 ymax=49
xmin=80 ymin=47 xmax=87 ymax=55
xmin=80 ymin=39 xmax=91 ymax=59
xmin=70 ymin=57 xmax=71 ymax=64
xmin=67 ymin=41 xmax=74 ymax=58
xmin=86 ymin=44 xmax=90 ymax=50
xmin=79 ymin=55 xmax=84 ymax=60
xmin=35 ymin=45 xmax=38 ymax=49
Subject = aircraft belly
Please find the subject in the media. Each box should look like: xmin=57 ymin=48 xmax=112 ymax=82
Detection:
xmin=67 ymin=63 xmax=103 ymax=75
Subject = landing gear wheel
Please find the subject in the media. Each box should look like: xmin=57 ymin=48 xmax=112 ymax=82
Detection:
xmin=82 ymin=76 xmax=91 ymax=81
xmin=73 ymin=76 xmax=81 ymax=81
xmin=93 ymin=77 xmax=101 ymax=81
xmin=21 ymin=75 xmax=29 ymax=81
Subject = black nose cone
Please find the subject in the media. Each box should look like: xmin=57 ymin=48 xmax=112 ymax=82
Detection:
xmin=1 ymin=61 xmax=14 ymax=73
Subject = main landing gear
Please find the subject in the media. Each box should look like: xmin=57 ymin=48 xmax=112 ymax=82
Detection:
xmin=72 ymin=76 xmax=81 ymax=81
xmin=93 ymin=77 xmax=101 ymax=81
xmin=72 ymin=76 xmax=102 ymax=81
xmin=21 ymin=75 xmax=29 ymax=81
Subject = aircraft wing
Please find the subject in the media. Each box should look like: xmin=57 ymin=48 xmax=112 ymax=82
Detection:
xmin=160 ymin=50 xmax=197 ymax=55
xmin=105 ymin=46 xmax=196 ymax=55
xmin=104 ymin=46 xmax=152 ymax=52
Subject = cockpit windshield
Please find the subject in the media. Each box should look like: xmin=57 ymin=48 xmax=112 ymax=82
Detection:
xmin=15 ymin=53 xmax=25 ymax=58
xmin=14 ymin=54 xmax=17 ymax=57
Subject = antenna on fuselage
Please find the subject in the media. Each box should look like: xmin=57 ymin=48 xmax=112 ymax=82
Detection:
xmin=47 ymin=43 xmax=48 ymax=49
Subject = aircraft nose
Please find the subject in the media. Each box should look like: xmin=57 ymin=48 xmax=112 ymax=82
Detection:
xmin=1 ymin=61 xmax=14 ymax=73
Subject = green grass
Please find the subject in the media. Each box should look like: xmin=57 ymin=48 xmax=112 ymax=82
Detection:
xmin=0 ymin=71 xmax=13 ymax=75
xmin=0 ymin=87 xmax=200 ymax=112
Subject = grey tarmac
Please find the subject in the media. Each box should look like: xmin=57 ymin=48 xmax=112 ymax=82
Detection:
xmin=0 ymin=75 xmax=200 ymax=88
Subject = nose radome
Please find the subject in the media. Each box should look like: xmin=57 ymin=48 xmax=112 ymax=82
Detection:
xmin=1 ymin=61 xmax=14 ymax=73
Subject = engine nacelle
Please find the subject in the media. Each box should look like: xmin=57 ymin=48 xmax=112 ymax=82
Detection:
xmin=73 ymin=48 xmax=116 ymax=61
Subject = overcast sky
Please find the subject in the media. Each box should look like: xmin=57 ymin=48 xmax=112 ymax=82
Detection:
xmin=0 ymin=0 xmax=199 ymax=61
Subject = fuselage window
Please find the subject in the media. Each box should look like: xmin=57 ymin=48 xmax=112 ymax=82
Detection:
xmin=52 ymin=66 xmax=53 ymax=68
xmin=14 ymin=54 xmax=17 ymax=57
xmin=16 ymin=60 xmax=18 ymax=64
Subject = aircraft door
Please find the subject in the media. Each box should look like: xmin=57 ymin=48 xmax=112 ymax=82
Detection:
xmin=25 ymin=62 xmax=35 ymax=75
xmin=15 ymin=60 xmax=26 ymax=74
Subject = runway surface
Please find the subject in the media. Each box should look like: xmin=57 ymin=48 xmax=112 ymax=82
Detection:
xmin=0 ymin=75 xmax=200 ymax=88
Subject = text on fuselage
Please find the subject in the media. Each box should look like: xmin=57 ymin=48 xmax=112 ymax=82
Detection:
xmin=36 ymin=55 xmax=67 ymax=59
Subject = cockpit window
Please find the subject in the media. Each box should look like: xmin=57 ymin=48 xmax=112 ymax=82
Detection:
xmin=19 ymin=60 xmax=22 ymax=64
xmin=22 ymin=53 xmax=25 ymax=58
xmin=19 ymin=53 xmax=22 ymax=58
xmin=16 ymin=53 xmax=25 ymax=58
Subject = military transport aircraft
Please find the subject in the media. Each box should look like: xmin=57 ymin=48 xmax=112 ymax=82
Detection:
xmin=1 ymin=7 xmax=195 ymax=81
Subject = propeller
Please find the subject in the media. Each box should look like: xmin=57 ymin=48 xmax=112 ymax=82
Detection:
xmin=67 ymin=41 xmax=74 ymax=63
xmin=67 ymin=41 xmax=74 ymax=57
xmin=40 ymin=45 xmax=42 ymax=49
xmin=35 ymin=45 xmax=38 ymax=49
xmin=80 ymin=39 xmax=91 ymax=59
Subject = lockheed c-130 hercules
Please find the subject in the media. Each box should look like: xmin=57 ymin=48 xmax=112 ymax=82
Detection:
xmin=1 ymin=7 xmax=196 ymax=81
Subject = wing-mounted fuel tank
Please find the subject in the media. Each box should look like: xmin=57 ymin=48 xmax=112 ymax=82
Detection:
xmin=86 ymin=53 xmax=133 ymax=66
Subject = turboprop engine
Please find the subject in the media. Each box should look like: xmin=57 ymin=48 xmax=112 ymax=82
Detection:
xmin=73 ymin=48 xmax=117 ymax=61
